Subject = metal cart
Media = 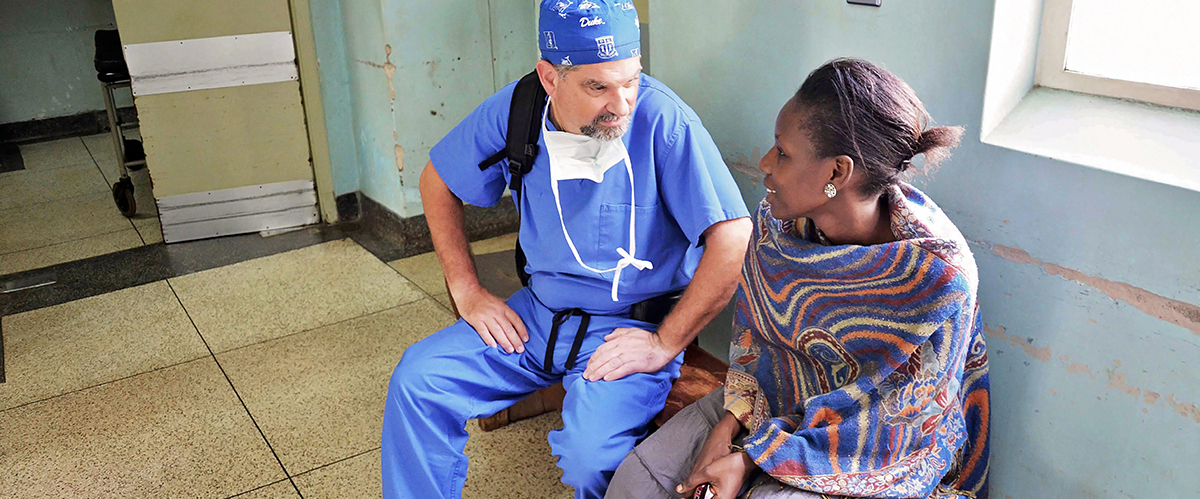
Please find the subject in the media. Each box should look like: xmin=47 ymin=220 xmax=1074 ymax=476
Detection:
xmin=95 ymin=29 xmax=145 ymax=217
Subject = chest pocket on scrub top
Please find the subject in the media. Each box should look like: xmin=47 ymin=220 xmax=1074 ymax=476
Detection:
xmin=598 ymin=202 xmax=660 ymax=286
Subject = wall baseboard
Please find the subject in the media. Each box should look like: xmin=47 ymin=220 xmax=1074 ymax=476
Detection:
xmin=335 ymin=192 xmax=361 ymax=222
xmin=353 ymin=193 xmax=519 ymax=262
xmin=0 ymin=108 xmax=138 ymax=144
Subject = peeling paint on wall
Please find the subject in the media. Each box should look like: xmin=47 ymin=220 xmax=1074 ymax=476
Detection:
xmin=394 ymin=144 xmax=404 ymax=172
xmin=1065 ymin=363 xmax=1092 ymax=375
xmin=985 ymin=323 xmax=1199 ymax=423
xmin=1165 ymin=394 xmax=1200 ymax=422
xmin=354 ymin=43 xmax=396 ymax=102
xmin=383 ymin=44 xmax=396 ymax=102
xmin=990 ymin=243 xmax=1200 ymax=335
xmin=1106 ymin=371 xmax=1141 ymax=398
xmin=1143 ymin=391 xmax=1160 ymax=405
xmin=985 ymin=324 xmax=1052 ymax=362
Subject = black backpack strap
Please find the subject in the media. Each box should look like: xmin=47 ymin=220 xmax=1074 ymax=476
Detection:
xmin=477 ymin=70 xmax=547 ymax=195
xmin=477 ymin=70 xmax=547 ymax=288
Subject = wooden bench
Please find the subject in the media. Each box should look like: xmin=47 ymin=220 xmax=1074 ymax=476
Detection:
xmin=444 ymin=250 xmax=728 ymax=431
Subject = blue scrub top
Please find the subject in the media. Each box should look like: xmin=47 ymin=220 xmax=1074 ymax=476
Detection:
xmin=430 ymin=74 xmax=749 ymax=314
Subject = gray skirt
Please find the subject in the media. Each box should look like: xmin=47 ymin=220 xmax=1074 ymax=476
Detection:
xmin=604 ymin=388 xmax=829 ymax=499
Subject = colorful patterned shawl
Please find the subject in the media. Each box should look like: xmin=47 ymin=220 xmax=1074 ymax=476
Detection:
xmin=725 ymin=184 xmax=990 ymax=499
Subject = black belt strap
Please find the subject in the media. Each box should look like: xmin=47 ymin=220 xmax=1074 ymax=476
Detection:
xmin=629 ymin=289 xmax=683 ymax=325
xmin=539 ymin=290 xmax=682 ymax=374
xmin=545 ymin=308 xmax=591 ymax=374
xmin=564 ymin=312 xmax=591 ymax=371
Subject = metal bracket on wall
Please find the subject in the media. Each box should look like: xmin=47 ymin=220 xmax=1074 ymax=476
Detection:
xmin=848 ymin=0 xmax=882 ymax=6
xmin=157 ymin=180 xmax=319 ymax=243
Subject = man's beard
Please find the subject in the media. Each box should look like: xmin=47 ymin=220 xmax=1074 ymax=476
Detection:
xmin=579 ymin=111 xmax=628 ymax=141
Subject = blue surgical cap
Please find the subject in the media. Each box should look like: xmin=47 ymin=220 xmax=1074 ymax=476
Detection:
xmin=538 ymin=0 xmax=641 ymax=66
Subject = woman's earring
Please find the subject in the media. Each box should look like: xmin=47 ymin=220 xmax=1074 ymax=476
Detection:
xmin=824 ymin=183 xmax=837 ymax=198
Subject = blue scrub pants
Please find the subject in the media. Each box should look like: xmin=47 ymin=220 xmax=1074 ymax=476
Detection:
xmin=381 ymin=287 xmax=684 ymax=499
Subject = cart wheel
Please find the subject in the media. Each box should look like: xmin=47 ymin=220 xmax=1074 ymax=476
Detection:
xmin=113 ymin=178 xmax=136 ymax=217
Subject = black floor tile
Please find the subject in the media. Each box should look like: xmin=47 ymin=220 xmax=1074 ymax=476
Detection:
xmin=0 ymin=143 xmax=24 ymax=173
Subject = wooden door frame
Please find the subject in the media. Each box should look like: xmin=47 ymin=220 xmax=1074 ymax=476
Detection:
xmin=287 ymin=0 xmax=339 ymax=223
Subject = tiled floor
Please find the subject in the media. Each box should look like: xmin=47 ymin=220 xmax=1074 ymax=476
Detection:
xmin=0 ymin=235 xmax=574 ymax=498
xmin=0 ymin=133 xmax=161 ymax=276
xmin=387 ymin=232 xmax=518 ymax=312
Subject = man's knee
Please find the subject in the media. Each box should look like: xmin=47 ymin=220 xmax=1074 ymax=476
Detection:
xmin=554 ymin=430 xmax=636 ymax=491
xmin=387 ymin=337 xmax=443 ymax=404
xmin=560 ymin=461 xmax=616 ymax=498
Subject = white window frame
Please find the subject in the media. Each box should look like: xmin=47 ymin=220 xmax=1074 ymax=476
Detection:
xmin=1036 ymin=0 xmax=1200 ymax=112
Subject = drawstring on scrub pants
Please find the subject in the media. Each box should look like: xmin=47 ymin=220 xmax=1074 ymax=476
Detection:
xmin=544 ymin=308 xmax=591 ymax=373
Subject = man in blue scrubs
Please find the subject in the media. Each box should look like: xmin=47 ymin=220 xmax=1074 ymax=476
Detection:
xmin=381 ymin=1 xmax=751 ymax=497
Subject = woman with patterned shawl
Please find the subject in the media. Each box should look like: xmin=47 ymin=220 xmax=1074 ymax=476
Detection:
xmin=605 ymin=59 xmax=990 ymax=499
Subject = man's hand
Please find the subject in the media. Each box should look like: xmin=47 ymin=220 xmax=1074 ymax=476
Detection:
xmin=582 ymin=327 xmax=676 ymax=381
xmin=454 ymin=284 xmax=529 ymax=354
xmin=677 ymin=451 xmax=756 ymax=499
xmin=420 ymin=163 xmax=526 ymax=353
xmin=592 ymin=218 xmax=750 ymax=382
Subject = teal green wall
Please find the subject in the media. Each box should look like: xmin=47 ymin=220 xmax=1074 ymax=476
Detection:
xmin=0 ymin=0 xmax=132 ymax=124
xmin=309 ymin=0 xmax=360 ymax=196
xmin=308 ymin=2 xmax=1199 ymax=494
xmin=651 ymin=1 xmax=1199 ymax=497
xmin=309 ymin=0 xmax=536 ymax=207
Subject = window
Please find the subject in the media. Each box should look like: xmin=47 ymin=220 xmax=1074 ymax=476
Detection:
xmin=1037 ymin=0 xmax=1200 ymax=111
xmin=981 ymin=0 xmax=1200 ymax=194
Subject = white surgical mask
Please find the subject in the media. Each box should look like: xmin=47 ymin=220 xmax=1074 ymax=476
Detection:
xmin=542 ymin=98 xmax=652 ymax=301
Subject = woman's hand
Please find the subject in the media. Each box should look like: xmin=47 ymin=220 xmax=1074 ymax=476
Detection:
xmin=677 ymin=451 xmax=756 ymax=499
xmin=677 ymin=412 xmax=753 ymax=498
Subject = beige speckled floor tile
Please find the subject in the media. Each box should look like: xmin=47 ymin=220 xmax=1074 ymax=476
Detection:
xmin=229 ymin=480 xmax=301 ymax=499
xmin=134 ymin=216 xmax=163 ymax=245
xmin=0 ymin=191 xmax=137 ymax=255
xmin=462 ymin=413 xmax=574 ymax=499
xmin=170 ymin=239 xmax=425 ymax=353
xmin=0 ymin=281 xmax=209 ymax=411
xmin=127 ymin=168 xmax=163 ymax=245
xmin=0 ymin=163 xmax=110 ymax=212
xmin=293 ymin=450 xmax=381 ymax=499
xmin=290 ymin=419 xmax=573 ymax=499
xmin=17 ymin=137 xmax=93 ymax=170
xmin=432 ymin=292 xmax=455 ymax=313
xmin=82 ymin=131 xmax=143 ymax=184
xmin=81 ymin=132 xmax=118 ymax=164
xmin=387 ymin=233 xmax=518 ymax=296
xmin=91 ymin=150 xmax=122 ymax=185
xmin=0 ymin=357 xmax=285 ymax=499
xmin=130 ymin=168 xmax=158 ymax=210
xmin=387 ymin=251 xmax=444 ymax=295
xmin=0 ymin=228 xmax=143 ymax=276
xmin=469 ymin=232 xmax=519 ymax=255
xmin=218 ymin=299 xmax=455 ymax=474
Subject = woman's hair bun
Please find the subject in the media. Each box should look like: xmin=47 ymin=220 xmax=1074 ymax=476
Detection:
xmin=914 ymin=125 xmax=964 ymax=169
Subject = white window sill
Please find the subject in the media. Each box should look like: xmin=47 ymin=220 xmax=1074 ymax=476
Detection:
xmin=982 ymin=87 xmax=1200 ymax=193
